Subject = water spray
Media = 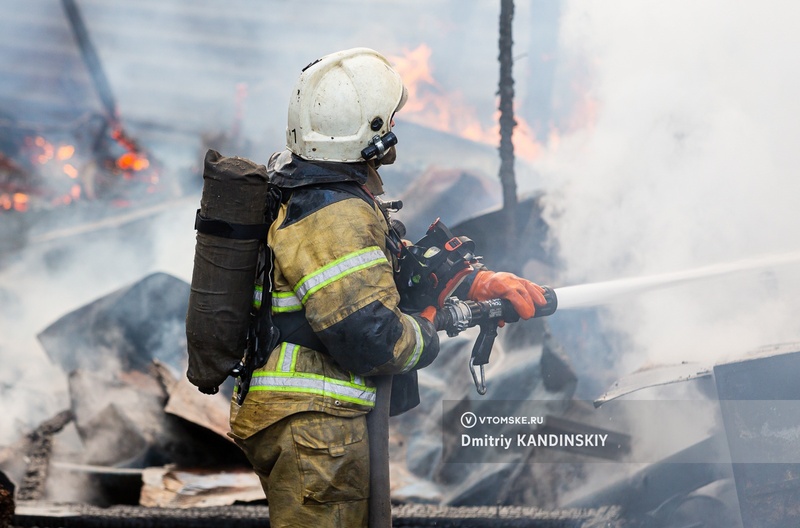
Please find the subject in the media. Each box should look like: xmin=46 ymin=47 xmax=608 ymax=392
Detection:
xmin=552 ymin=250 xmax=800 ymax=310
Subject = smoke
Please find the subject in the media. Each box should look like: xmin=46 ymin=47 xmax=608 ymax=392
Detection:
xmin=0 ymin=201 xmax=198 ymax=445
xmin=539 ymin=1 xmax=800 ymax=373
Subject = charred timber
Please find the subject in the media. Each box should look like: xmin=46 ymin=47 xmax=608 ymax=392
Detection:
xmin=61 ymin=0 xmax=118 ymax=125
xmin=498 ymin=0 xmax=518 ymax=271
xmin=17 ymin=410 xmax=73 ymax=501
xmin=0 ymin=470 xmax=13 ymax=528
xmin=12 ymin=502 xmax=622 ymax=527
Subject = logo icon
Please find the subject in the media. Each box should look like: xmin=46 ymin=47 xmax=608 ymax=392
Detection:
xmin=460 ymin=411 xmax=477 ymax=429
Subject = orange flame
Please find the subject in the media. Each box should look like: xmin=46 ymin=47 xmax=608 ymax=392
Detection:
xmin=5 ymin=193 xmax=29 ymax=212
xmin=32 ymin=136 xmax=55 ymax=164
xmin=388 ymin=44 xmax=544 ymax=161
xmin=116 ymin=152 xmax=150 ymax=172
xmin=4 ymin=130 xmax=160 ymax=213
xmin=56 ymin=145 xmax=75 ymax=161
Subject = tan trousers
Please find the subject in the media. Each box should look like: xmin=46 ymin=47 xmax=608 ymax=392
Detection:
xmin=235 ymin=412 xmax=370 ymax=528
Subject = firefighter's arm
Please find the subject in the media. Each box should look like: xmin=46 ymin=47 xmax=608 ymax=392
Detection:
xmin=272 ymin=196 xmax=439 ymax=376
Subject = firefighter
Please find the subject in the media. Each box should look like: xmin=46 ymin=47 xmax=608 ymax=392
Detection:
xmin=228 ymin=47 xmax=548 ymax=528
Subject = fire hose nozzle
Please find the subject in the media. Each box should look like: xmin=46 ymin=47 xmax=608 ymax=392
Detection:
xmin=440 ymin=286 xmax=558 ymax=395
xmin=535 ymin=285 xmax=558 ymax=318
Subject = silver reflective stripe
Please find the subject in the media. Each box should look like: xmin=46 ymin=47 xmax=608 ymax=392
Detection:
xmin=294 ymin=247 xmax=386 ymax=303
xmin=278 ymin=343 xmax=298 ymax=372
xmin=352 ymin=375 xmax=364 ymax=386
xmin=250 ymin=374 xmax=377 ymax=405
xmin=400 ymin=314 xmax=424 ymax=373
xmin=272 ymin=291 xmax=302 ymax=313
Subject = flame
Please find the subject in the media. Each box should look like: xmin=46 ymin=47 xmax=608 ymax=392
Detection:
xmin=56 ymin=145 xmax=75 ymax=161
xmin=0 ymin=192 xmax=30 ymax=212
xmin=116 ymin=151 xmax=150 ymax=171
xmin=32 ymin=136 xmax=55 ymax=164
xmin=63 ymin=164 xmax=78 ymax=179
xmin=388 ymin=44 xmax=544 ymax=161
xmin=3 ymin=128 xmax=160 ymax=214
xmin=111 ymin=126 xmax=150 ymax=172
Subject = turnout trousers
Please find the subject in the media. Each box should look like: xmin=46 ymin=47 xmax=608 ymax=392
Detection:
xmin=234 ymin=411 xmax=370 ymax=528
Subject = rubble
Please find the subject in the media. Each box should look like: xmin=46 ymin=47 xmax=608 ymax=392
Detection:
xmin=140 ymin=466 xmax=263 ymax=508
xmin=0 ymin=469 xmax=13 ymax=528
xmin=37 ymin=272 xmax=190 ymax=375
xmin=11 ymin=501 xmax=623 ymax=528
xmin=30 ymin=273 xmax=247 ymax=506
xmin=16 ymin=410 xmax=73 ymax=501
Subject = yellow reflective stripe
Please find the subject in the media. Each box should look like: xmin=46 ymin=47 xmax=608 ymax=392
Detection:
xmin=294 ymin=247 xmax=386 ymax=304
xmin=400 ymin=314 xmax=424 ymax=373
xmin=272 ymin=291 xmax=302 ymax=313
xmin=250 ymin=372 xmax=376 ymax=406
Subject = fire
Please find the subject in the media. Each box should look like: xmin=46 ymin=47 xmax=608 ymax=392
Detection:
xmin=388 ymin=44 xmax=545 ymax=162
xmin=3 ymin=124 xmax=160 ymax=214
xmin=33 ymin=136 xmax=55 ymax=164
xmin=112 ymin=126 xmax=150 ymax=172
xmin=116 ymin=152 xmax=150 ymax=172
xmin=56 ymin=145 xmax=75 ymax=161
xmin=0 ymin=193 xmax=29 ymax=212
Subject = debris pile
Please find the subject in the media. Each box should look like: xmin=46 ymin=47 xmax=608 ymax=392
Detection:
xmin=0 ymin=470 xmax=13 ymax=528
xmin=0 ymin=272 xmax=249 ymax=509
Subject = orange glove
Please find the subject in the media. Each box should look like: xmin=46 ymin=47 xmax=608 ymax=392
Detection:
xmin=420 ymin=305 xmax=447 ymax=331
xmin=468 ymin=271 xmax=547 ymax=320
xmin=420 ymin=306 xmax=438 ymax=324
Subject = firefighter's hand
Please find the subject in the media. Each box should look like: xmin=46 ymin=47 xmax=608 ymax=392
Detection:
xmin=468 ymin=271 xmax=547 ymax=319
xmin=420 ymin=306 xmax=447 ymax=331
xmin=198 ymin=385 xmax=219 ymax=395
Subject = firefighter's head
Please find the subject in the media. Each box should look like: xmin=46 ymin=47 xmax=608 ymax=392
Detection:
xmin=286 ymin=47 xmax=407 ymax=163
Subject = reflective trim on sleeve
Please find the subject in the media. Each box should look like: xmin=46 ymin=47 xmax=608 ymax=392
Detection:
xmin=272 ymin=291 xmax=303 ymax=313
xmin=400 ymin=314 xmax=424 ymax=373
xmin=294 ymin=247 xmax=386 ymax=304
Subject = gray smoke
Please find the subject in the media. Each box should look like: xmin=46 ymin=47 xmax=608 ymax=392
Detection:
xmin=540 ymin=0 xmax=800 ymax=373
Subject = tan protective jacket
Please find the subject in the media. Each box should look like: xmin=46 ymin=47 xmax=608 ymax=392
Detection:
xmin=230 ymin=152 xmax=439 ymax=439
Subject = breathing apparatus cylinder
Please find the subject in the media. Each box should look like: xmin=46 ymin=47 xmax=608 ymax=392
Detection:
xmin=185 ymin=150 xmax=272 ymax=390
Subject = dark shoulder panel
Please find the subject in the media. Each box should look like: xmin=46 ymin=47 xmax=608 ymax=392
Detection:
xmin=280 ymin=183 xmax=373 ymax=228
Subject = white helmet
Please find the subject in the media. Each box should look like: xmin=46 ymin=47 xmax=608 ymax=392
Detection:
xmin=286 ymin=47 xmax=407 ymax=162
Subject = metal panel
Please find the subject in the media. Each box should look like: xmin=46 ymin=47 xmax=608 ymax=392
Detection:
xmin=714 ymin=345 xmax=800 ymax=528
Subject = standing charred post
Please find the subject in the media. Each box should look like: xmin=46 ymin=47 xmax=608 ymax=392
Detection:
xmin=61 ymin=0 xmax=145 ymax=160
xmin=498 ymin=0 xmax=518 ymax=273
